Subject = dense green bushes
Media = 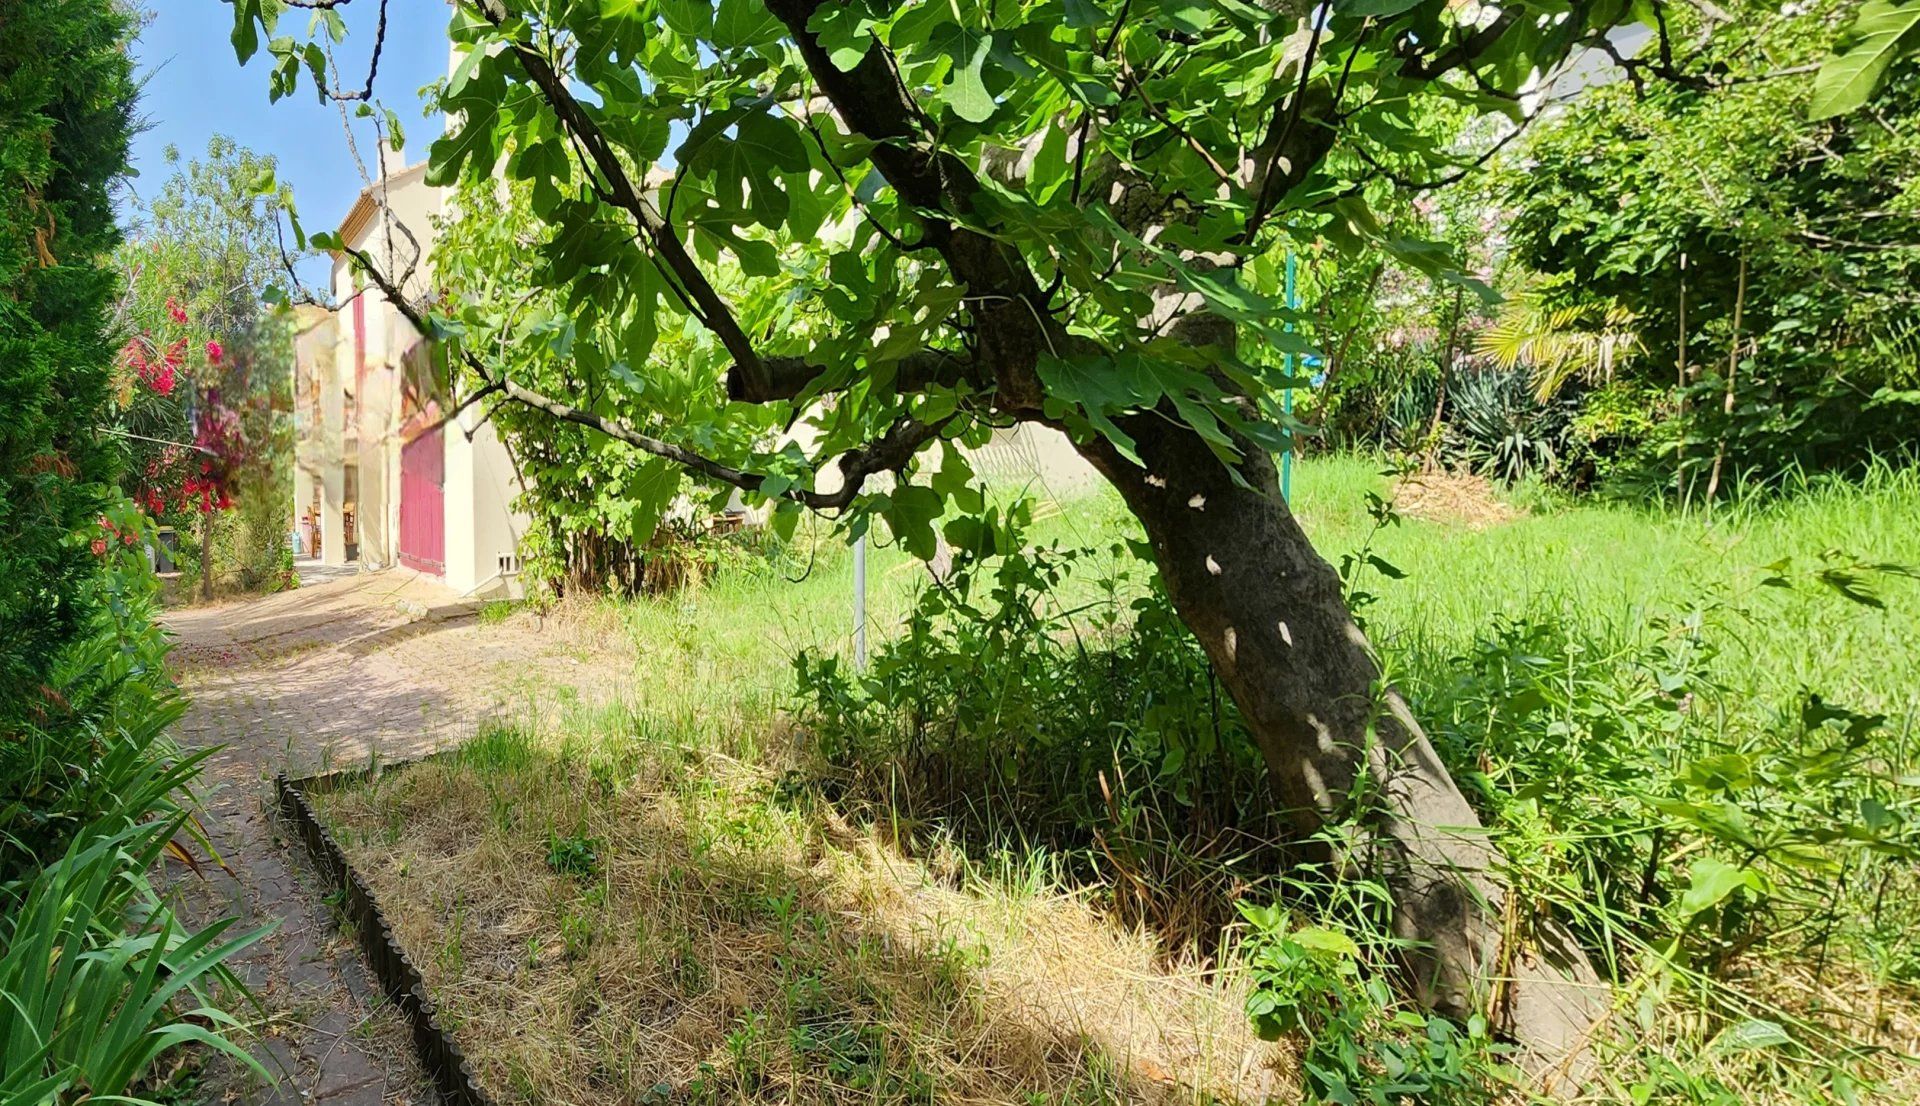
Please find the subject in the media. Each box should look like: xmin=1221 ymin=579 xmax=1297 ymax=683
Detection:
xmin=0 ymin=0 xmax=136 ymax=730
xmin=795 ymin=513 xmax=1281 ymax=943
xmin=1499 ymin=0 xmax=1920 ymax=495
xmin=2 ymin=4 xmax=262 ymax=1100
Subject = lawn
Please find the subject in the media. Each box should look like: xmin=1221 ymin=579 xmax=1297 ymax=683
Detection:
xmin=312 ymin=455 xmax=1920 ymax=1104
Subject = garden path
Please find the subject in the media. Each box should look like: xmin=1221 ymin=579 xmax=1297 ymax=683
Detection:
xmin=161 ymin=572 xmax=630 ymax=1105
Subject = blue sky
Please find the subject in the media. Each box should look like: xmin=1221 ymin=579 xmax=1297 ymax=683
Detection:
xmin=127 ymin=2 xmax=451 ymax=285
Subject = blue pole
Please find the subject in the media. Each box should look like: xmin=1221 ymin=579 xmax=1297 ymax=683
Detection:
xmin=1281 ymin=249 xmax=1298 ymax=504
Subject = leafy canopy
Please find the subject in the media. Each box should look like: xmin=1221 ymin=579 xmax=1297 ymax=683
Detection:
xmin=231 ymin=0 xmax=1876 ymax=548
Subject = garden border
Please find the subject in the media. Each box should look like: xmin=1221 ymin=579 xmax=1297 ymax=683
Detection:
xmin=275 ymin=761 xmax=494 ymax=1106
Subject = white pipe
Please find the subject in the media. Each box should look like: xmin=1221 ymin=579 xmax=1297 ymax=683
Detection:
xmin=852 ymin=532 xmax=867 ymax=670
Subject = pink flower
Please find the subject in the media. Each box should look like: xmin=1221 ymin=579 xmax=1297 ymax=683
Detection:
xmin=167 ymin=298 xmax=188 ymax=325
xmin=90 ymin=538 xmax=108 ymax=557
xmin=205 ymin=339 xmax=224 ymax=363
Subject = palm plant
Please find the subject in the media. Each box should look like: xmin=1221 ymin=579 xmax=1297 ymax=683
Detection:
xmin=1476 ymin=280 xmax=1640 ymax=402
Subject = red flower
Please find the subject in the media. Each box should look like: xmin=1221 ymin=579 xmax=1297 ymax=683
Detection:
xmin=205 ymin=339 xmax=224 ymax=363
xmin=90 ymin=538 xmax=108 ymax=557
xmin=167 ymin=298 xmax=188 ymax=325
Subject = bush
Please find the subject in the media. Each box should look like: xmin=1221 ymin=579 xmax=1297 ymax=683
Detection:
xmin=793 ymin=504 xmax=1282 ymax=943
xmin=1383 ymin=368 xmax=1572 ymax=484
xmin=0 ymin=0 xmax=136 ymax=732
xmin=3 ymin=6 xmax=264 ymax=1097
xmin=0 ymin=527 xmax=269 ymax=1102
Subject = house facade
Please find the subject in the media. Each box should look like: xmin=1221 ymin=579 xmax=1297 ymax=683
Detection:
xmin=291 ymin=152 xmax=527 ymax=596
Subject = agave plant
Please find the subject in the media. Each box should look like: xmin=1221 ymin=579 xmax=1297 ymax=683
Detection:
xmin=1384 ymin=374 xmax=1441 ymax=452
xmin=1445 ymin=368 xmax=1575 ymax=484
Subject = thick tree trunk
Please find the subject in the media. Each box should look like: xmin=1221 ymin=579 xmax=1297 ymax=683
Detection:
xmin=1068 ymin=409 xmax=1603 ymax=1077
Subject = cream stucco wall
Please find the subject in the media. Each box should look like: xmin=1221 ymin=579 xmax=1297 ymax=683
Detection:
xmin=299 ymin=151 xmax=528 ymax=590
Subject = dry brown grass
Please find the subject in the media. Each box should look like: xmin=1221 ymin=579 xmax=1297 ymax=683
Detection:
xmin=1391 ymin=470 xmax=1520 ymax=530
xmin=314 ymin=729 xmax=1291 ymax=1106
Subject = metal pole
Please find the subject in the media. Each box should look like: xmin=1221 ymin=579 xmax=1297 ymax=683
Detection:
xmin=1281 ymin=248 xmax=1298 ymax=504
xmin=852 ymin=531 xmax=868 ymax=669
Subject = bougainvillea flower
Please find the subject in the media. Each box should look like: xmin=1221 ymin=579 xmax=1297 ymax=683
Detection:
xmin=205 ymin=339 xmax=224 ymax=363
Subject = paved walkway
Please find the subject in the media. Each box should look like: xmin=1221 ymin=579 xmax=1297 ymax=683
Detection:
xmin=162 ymin=571 xmax=628 ymax=1104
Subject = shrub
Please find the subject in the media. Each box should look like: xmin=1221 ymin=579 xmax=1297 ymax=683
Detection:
xmin=793 ymin=504 xmax=1281 ymax=943
xmin=1382 ymin=369 xmax=1573 ymax=485
xmin=1238 ymin=903 xmax=1508 ymax=1105
xmin=0 ymin=543 xmax=269 ymax=1102
xmin=0 ymin=0 xmax=136 ymax=732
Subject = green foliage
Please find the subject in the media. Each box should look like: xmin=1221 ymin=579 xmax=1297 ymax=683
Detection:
xmin=1382 ymin=369 xmax=1572 ymax=484
xmin=1502 ymin=0 xmax=1920 ymax=493
xmin=0 ymin=0 xmax=135 ymax=730
xmin=0 ymin=521 xmax=185 ymax=879
xmin=0 ymin=526 xmax=270 ymax=1103
xmin=1810 ymin=0 xmax=1920 ymax=119
xmin=2 ymin=11 xmax=263 ymax=1101
xmin=235 ymin=0 xmax=1664 ymax=554
xmin=0 ymin=820 xmax=269 ymax=1104
xmin=434 ymin=174 xmax=788 ymax=595
xmin=545 ymin=828 xmax=604 ymax=879
xmin=1238 ymin=905 xmax=1507 ymax=1105
xmin=796 ymin=463 xmax=1920 ymax=1098
xmin=115 ymin=137 xmax=298 ymax=596
xmin=1393 ymin=556 xmax=1920 ymax=1098
xmin=1444 ymin=368 xmax=1574 ymax=484
xmin=793 ymin=501 xmax=1279 ymax=939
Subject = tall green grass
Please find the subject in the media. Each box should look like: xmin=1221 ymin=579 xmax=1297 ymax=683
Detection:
xmin=598 ymin=456 xmax=1920 ymax=750
xmin=582 ymin=455 xmax=1920 ymax=1102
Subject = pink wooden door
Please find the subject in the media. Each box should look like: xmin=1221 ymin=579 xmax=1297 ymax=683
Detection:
xmin=398 ymin=426 xmax=445 ymax=574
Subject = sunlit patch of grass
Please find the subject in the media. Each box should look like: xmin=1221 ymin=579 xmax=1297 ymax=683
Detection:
xmin=316 ymin=720 xmax=1285 ymax=1105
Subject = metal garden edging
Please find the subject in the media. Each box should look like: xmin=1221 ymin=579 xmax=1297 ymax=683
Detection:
xmin=275 ymin=765 xmax=495 ymax=1106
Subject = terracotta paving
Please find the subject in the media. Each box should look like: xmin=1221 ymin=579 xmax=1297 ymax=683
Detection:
xmin=161 ymin=570 xmax=628 ymax=1104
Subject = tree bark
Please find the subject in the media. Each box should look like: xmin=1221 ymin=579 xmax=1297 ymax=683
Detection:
xmin=1068 ymin=408 xmax=1604 ymax=1078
